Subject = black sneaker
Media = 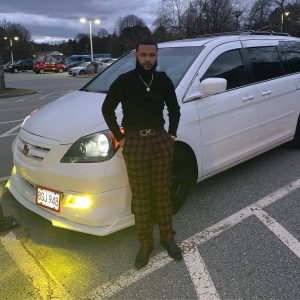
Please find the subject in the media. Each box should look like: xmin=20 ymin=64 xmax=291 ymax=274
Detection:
xmin=134 ymin=245 xmax=154 ymax=269
xmin=161 ymin=239 xmax=183 ymax=260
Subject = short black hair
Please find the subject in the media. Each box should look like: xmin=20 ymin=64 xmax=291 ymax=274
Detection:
xmin=135 ymin=39 xmax=158 ymax=52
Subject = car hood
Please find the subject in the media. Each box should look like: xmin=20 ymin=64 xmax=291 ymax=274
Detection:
xmin=23 ymin=91 xmax=117 ymax=144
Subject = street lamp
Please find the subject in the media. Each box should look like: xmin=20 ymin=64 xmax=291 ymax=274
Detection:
xmin=281 ymin=11 xmax=290 ymax=32
xmin=80 ymin=17 xmax=101 ymax=61
xmin=4 ymin=36 xmax=19 ymax=64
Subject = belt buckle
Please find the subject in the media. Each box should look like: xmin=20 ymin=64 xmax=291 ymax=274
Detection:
xmin=139 ymin=129 xmax=155 ymax=136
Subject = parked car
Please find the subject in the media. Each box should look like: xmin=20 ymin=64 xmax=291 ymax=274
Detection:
xmin=8 ymin=31 xmax=300 ymax=236
xmin=64 ymin=61 xmax=82 ymax=71
xmin=3 ymin=62 xmax=12 ymax=72
xmin=8 ymin=59 xmax=33 ymax=73
xmin=68 ymin=61 xmax=99 ymax=76
xmin=96 ymin=58 xmax=118 ymax=73
xmin=33 ymin=62 xmax=65 ymax=74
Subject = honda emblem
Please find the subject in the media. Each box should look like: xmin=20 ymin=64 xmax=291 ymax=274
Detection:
xmin=23 ymin=144 xmax=30 ymax=156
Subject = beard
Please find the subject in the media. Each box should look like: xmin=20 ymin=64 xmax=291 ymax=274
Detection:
xmin=135 ymin=59 xmax=157 ymax=79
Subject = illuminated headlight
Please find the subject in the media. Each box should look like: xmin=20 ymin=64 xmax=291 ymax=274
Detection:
xmin=61 ymin=130 xmax=119 ymax=163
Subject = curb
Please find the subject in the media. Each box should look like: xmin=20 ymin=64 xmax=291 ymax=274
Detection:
xmin=0 ymin=90 xmax=37 ymax=99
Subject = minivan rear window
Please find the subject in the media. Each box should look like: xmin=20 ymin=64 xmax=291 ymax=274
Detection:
xmin=84 ymin=47 xmax=204 ymax=93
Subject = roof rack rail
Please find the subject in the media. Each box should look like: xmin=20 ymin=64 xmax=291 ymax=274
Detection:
xmin=241 ymin=30 xmax=290 ymax=36
xmin=192 ymin=30 xmax=290 ymax=39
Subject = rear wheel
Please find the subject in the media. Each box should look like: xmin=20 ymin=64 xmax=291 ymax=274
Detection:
xmin=58 ymin=68 xmax=63 ymax=73
xmin=39 ymin=69 xmax=45 ymax=74
xmin=13 ymin=68 xmax=19 ymax=73
xmin=170 ymin=146 xmax=197 ymax=214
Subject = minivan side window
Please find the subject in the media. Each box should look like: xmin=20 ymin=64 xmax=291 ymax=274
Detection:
xmin=279 ymin=41 xmax=300 ymax=74
xmin=201 ymin=49 xmax=247 ymax=90
xmin=246 ymin=46 xmax=284 ymax=82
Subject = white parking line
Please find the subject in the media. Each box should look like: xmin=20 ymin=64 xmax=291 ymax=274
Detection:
xmin=0 ymin=119 xmax=24 ymax=125
xmin=37 ymin=92 xmax=56 ymax=100
xmin=88 ymin=177 xmax=300 ymax=299
xmin=0 ymin=232 xmax=73 ymax=300
xmin=184 ymin=248 xmax=221 ymax=300
xmin=0 ymin=176 xmax=10 ymax=182
xmin=0 ymin=123 xmax=22 ymax=138
xmin=0 ymin=106 xmax=38 ymax=112
xmin=254 ymin=208 xmax=300 ymax=258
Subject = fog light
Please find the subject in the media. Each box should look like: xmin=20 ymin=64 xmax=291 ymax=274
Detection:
xmin=65 ymin=195 xmax=92 ymax=209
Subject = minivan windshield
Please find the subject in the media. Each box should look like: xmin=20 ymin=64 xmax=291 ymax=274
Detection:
xmin=83 ymin=46 xmax=203 ymax=93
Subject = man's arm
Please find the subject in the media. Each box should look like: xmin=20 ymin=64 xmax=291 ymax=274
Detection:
xmin=101 ymin=78 xmax=125 ymax=141
xmin=164 ymin=75 xmax=181 ymax=137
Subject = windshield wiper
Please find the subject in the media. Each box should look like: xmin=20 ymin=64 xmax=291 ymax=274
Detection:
xmin=81 ymin=88 xmax=90 ymax=92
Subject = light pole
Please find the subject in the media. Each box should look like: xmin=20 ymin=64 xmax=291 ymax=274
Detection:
xmin=281 ymin=11 xmax=290 ymax=32
xmin=4 ymin=36 xmax=19 ymax=64
xmin=79 ymin=17 xmax=101 ymax=61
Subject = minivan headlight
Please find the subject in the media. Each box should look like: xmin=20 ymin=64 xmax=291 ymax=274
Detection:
xmin=61 ymin=130 xmax=119 ymax=163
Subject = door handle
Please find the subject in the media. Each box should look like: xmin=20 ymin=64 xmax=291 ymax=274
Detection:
xmin=261 ymin=90 xmax=272 ymax=96
xmin=242 ymin=95 xmax=254 ymax=102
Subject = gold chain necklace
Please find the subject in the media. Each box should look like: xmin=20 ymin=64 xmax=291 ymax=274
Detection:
xmin=138 ymin=74 xmax=153 ymax=92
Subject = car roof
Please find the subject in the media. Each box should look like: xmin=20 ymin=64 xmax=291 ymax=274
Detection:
xmin=158 ymin=32 xmax=299 ymax=49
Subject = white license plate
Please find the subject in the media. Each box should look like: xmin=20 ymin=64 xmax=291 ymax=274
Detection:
xmin=36 ymin=186 xmax=62 ymax=212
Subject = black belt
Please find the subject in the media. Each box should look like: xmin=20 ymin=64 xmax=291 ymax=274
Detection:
xmin=125 ymin=128 xmax=164 ymax=136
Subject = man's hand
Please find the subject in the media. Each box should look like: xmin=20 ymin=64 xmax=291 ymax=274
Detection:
xmin=119 ymin=138 xmax=125 ymax=148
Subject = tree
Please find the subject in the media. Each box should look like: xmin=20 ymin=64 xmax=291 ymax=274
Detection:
xmin=115 ymin=15 xmax=146 ymax=35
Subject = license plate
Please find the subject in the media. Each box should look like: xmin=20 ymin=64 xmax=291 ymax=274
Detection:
xmin=36 ymin=186 xmax=62 ymax=212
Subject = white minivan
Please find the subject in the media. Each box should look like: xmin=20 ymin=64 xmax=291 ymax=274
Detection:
xmin=8 ymin=32 xmax=300 ymax=236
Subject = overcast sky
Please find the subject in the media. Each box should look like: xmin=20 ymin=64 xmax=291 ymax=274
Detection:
xmin=0 ymin=0 xmax=161 ymax=43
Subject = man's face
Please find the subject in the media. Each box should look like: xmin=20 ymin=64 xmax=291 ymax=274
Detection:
xmin=135 ymin=44 xmax=157 ymax=70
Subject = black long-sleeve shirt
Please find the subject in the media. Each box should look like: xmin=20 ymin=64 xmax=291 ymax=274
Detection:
xmin=102 ymin=69 xmax=181 ymax=141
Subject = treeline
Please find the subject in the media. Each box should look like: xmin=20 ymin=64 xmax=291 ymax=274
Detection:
xmin=1 ymin=0 xmax=300 ymax=62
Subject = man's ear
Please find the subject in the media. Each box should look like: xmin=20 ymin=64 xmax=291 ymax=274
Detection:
xmin=134 ymin=52 xmax=138 ymax=59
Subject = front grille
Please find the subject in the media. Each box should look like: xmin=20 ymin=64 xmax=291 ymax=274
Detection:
xmin=17 ymin=137 xmax=51 ymax=161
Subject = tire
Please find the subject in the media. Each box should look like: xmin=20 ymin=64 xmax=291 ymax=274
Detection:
xmin=39 ymin=69 xmax=45 ymax=74
xmin=58 ymin=68 xmax=63 ymax=73
xmin=13 ymin=68 xmax=19 ymax=73
xmin=170 ymin=146 xmax=197 ymax=214
xmin=79 ymin=70 xmax=85 ymax=75
xmin=293 ymin=116 xmax=300 ymax=148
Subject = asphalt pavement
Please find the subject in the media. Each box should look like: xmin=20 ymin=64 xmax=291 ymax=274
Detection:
xmin=0 ymin=72 xmax=299 ymax=300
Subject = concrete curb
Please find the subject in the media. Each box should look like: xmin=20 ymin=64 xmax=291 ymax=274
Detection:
xmin=0 ymin=89 xmax=37 ymax=99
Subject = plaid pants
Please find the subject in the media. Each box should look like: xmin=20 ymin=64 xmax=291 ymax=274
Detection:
xmin=123 ymin=130 xmax=175 ymax=247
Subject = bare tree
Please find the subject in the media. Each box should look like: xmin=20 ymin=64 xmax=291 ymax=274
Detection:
xmin=154 ymin=0 xmax=188 ymax=38
xmin=115 ymin=15 xmax=146 ymax=35
xmin=97 ymin=28 xmax=109 ymax=38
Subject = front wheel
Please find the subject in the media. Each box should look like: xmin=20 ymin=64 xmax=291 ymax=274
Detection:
xmin=170 ymin=146 xmax=197 ymax=214
xmin=13 ymin=68 xmax=19 ymax=73
xmin=79 ymin=70 xmax=85 ymax=75
xmin=39 ymin=69 xmax=45 ymax=74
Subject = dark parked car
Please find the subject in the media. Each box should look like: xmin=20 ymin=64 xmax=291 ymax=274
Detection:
xmin=9 ymin=59 xmax=33 ymax=73
xmin=33 ymin=62 xmax=65 ymax=74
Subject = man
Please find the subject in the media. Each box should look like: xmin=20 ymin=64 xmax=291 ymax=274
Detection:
xmin=102 ymin=40 xmax=182 ymax=269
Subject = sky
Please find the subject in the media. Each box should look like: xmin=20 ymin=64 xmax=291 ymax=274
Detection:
xmin=0 ymin=0 xmax=161 ymax=43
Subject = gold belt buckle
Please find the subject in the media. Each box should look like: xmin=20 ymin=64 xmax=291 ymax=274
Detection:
xmin=139 ymin=129 xmax=155 ymax=136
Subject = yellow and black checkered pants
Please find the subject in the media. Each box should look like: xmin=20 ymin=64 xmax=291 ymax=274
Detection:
xmin=123 ymin=130 xmax=175 ymax=247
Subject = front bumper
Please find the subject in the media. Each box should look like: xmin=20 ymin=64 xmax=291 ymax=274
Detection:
xmin=9 ymin=129 xmax=134 ymax=236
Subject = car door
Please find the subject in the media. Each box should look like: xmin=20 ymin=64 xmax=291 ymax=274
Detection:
xmin=184 ymin=41 xmax=260 ymax=176
xmin=241 ymin=39 xmax=300 ymax=148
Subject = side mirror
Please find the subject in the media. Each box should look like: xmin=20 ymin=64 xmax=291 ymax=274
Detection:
xmin=200 ymin=78 xmax=227 ymax=95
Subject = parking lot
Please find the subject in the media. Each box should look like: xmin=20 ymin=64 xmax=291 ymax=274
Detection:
xmin=0 ymin=72 xmax=300 ymax=299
